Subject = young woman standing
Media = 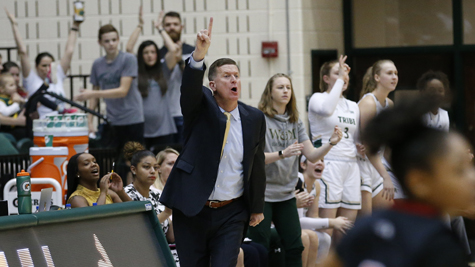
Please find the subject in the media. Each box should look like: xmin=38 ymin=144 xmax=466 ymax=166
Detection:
xmin=357 ymin=60 xmax=398 ymax=210
xmin=307 ymin=56 xmax=360 ymax=245
xmin=247 ymin=72 xmax=342 ymax=267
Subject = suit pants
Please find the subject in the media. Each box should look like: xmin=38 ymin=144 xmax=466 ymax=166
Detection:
xmin=173 ymin=198 xmax=249 ymax=267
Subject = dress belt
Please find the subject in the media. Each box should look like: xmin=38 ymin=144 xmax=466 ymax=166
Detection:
xmin=205 ymin=197 xmax=239 ymax=208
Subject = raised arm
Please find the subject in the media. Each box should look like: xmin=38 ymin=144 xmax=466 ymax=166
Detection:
xmin=308 ymin=55 xmax=350 ymax=117
xmin=60 ymin=19 xmax=82 ymax=74
xmin=125 ymin=5 xmax=144 ymax=53
xmin=5 ymin=7 xmax=30 ymax=77
xmin=154 ymin=11 xmax=179 ymax=70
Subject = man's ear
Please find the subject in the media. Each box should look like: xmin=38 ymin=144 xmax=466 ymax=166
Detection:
xmin=209 ymin=81 xmax=216 ymax=92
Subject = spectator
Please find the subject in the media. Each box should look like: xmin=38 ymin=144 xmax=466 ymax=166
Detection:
xmin=126 ymin=7 xmax=180 ymax=150
xmin=247 ymin=73 xmax=342 ymax=267
xmin=74 ymin=24 xmax=144 ymax=152
xmin=0 ymin=73 xmax=28 ymax=140
xmin=66 ymin=153 xmax=131 ymax=207
xmin=324 ymin=98 xmax=473 ymax=267
xmin=5 ymin=8 xmax=81 ymax=118
xmin=122 ymin=142 xmax=174 ymax=242
xmin=2 ymin=62 xmax=27 ymax=98
xmin=153 ymin=147 xmax=179 ymax=190
xmin=159 ymin=11 xmax=195 ymax=144
xmin=417 ymin=70 xmax=450 ymax=131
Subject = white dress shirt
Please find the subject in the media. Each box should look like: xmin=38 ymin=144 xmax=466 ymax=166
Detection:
xmin=189 ymin=55 xmax=245 ymax=201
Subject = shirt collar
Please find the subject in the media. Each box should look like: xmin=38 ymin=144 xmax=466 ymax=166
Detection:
xmin=392 ymin=200 xmax=441 ymax=218
xmin=219 ymin=106 xmax=241 ymax=121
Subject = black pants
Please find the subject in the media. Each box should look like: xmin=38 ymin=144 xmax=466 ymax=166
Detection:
xmin=173 ymin=198 xmax=249 ymax=267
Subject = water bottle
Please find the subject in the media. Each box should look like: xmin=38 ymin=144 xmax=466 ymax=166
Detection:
xmin=92 ymin=203 xmax=97 ymax=206
xmin=65 ymin=204 xmax=71 ymax=210
xmin=16 ymin=170 xmax=32 ymax=214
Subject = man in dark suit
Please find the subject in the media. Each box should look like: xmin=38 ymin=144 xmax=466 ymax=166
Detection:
xmin=159 ymin=18 xmax=266 ymax=267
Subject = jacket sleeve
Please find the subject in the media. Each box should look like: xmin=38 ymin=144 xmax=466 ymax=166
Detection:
xmin=249 ymin=112 xmax=267 ymax=213
xmin=180 ymin=59 xmax=207 ymax=123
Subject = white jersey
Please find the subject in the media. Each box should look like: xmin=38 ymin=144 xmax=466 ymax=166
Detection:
xmin=359 ymin=93 xmax=389 ymax=114
xmin=423 ymin=108 xmax=449 ymax=132
xmin=308 ymin=91 xmax=359 ymax=160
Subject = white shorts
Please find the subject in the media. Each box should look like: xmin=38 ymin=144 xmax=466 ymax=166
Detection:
xmin=319 ymin=159 xmax=361 ymax=209
xmin=386 ymin=166 xmax=406 ymax=199
xmin=357 ymin=156 xmax=384 ymax=197
xmin=315 ymin=231 xmax=331 ymax=263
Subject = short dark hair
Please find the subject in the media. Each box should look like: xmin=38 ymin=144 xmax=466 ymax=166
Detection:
xmin=208 ymin=58 xmax=240 ymax=81
xmin=416 ymin=70 xmax=450 ymax=92
xmin=35 ymin=52 xmax=55 ymax=67
xmin=98 ymin=24 xmax=119 ymax=41
xmin=163 ymin=11 xmax=182 ymax=23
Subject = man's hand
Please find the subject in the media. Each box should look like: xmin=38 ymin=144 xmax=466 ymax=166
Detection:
xmin=154 ymin=10 xmax=164 ymax=30
xmin=249 ymin=213 xmax=264 ymax=227
xmin=192 ymin=17 xmax=213 ymax=62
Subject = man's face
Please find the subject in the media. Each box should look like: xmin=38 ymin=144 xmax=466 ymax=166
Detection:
xmin=99 ymin=32 xmax=119 ymax=55
xmin=163 ymin=16 xmax=183 ymax=43
xmin=209 ymin=64 xmax=241 ymax=106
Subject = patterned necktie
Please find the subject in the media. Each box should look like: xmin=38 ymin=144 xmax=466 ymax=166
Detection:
xmin=221 ymin=112 xmax=231 ymax=158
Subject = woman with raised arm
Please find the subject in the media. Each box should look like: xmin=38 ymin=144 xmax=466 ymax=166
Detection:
xmin=324 ymin=98 xmax=473 ymax=267
xmin=5 ymin=8 xmax=81 ymax=118
xmin=126 ymin=7 xmax=180 ymax=150
xmin=357 ymin=60 xmax=398 ymax=211
xmin=66 ymin=153 xmax=132 ymax=208
xmin=247 ymin=73 xmax=342 ymax=267
xmin=307 ymin=56 xmax=360 ymax=245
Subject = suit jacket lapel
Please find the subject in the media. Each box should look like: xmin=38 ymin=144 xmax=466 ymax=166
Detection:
xmin=239 ymin=104 xmax=251 ymax=180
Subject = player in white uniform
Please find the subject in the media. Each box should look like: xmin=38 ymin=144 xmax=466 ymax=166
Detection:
xmin=417 ymin=70 xmax=472 ymax=255
xmin=358 ymin=60 xmax=398 ymax=215
xmin=307 ymin=56 xmax=360 ymax=245
xmin=297 ymin=155 xmax=353 ymax=264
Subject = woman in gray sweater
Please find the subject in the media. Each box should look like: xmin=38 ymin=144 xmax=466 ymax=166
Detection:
xmin=247 ymin=73 xmax=342 ymax=267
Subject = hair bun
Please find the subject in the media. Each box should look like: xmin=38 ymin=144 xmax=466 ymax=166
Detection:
xmin=123 ymin=141 xmax=145 ymax=162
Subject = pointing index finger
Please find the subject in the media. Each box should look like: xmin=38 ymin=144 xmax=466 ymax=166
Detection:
xmin=208 ymin=17 xmax=213 ymax=38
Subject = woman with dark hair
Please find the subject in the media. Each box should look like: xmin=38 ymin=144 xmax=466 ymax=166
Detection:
xmin=126 ymin=8 xmax=180 ymax=150
xmin=247 ymin=72 xmax=342 ymax=267
xmin=122 ymin=142 xmax=174 ymax=242
xmin=5 ymin=8 xmax=80 ymax=118
xmin=323 ymin=98 xmax=474 ymax=267
xmin=417 ymin=70 xmax=450 ymax=131
xmin=66 ymin=153 xmax=131 ymax=207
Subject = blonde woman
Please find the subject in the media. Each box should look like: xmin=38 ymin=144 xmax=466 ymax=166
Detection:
xmin=357 ymin=60 xmax=398 ymax=212
xmin=153 ymin=148 xmax=179 ymax=191
xmin=247 ymin=73 xmax=342 ymax=267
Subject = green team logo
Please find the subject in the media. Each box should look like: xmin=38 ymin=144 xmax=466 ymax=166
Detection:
xmin=313 ymin=139 xmax=322 ymax=148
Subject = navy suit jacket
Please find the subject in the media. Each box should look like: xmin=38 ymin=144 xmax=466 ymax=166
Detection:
xmin=160 ymin=61 xmax=266 ymax=217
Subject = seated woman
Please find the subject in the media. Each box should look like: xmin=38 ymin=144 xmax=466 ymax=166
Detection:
xmin=153 ymin=147 xmax=179 ymax=191
xmin=123 ymin=142 xmax=174 ymax=242
xmin=66 ymin=153 xmax=131 ymax=207
xmin=297 ymin=156 xmax=353 ymax=265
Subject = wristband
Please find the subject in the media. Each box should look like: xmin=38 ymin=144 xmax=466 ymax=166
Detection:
xmin=278 ymin=150 xmax=285 ymax=159
xmin=322 ymin=218 xmax=329 ymax=229
xmin=158 ymin=28 xmax=164 ymax=34
xmin=71 ymin=27 xmax=79 ymax=31
xmin=137 ymin=24 xmax=143 ymax=29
